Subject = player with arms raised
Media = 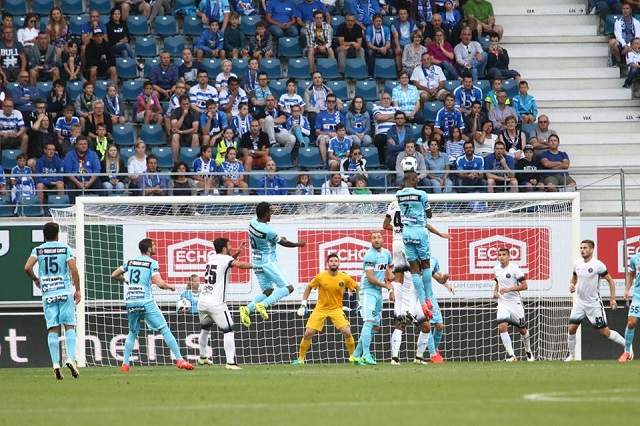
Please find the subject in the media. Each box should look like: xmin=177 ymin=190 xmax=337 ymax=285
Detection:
xmin=24 ymin=222 xmax=81 ymax=380
xmin=198 ymin=238 xmax=252 ymax=369
xmin=240 ymin=201 xmax=306 ymax=327
xmin=566 ymin=239 xmax=625 ymax=361
xmin=292 ymin=253 xmax=359 ymax=364
xmin=111 ymin=238 xmax=194 ymax=372
xmin=493 ymin=248 xmax=534 ymax=362
xmin=619 ymin=249 xmax=640 ymax=362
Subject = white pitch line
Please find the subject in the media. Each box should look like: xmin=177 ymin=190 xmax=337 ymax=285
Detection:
xmin=523 ymin=388 xmax=640 ymax=403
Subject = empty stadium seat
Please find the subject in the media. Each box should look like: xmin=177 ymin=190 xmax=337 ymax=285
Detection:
xmin=355 ymin=80 xmax=378 ymax=102
xmin=311 ymin=173 xmax=329 ymax=188
xmin=316 ymin=58 xmax=341 ymax=80
xmin=383 ymin=16 xmax=396 ymax=27
xmin=383 ymin=80 xmax=399 ymax=95
xmin=604 ymin=14 xmax=621 ymax=35
xmin=47 ymin=194 xmax=71 ymax=208
xmin=120 ymin=147 xmax=135 ymax=164
xmin=36 ymin=81 xmax=52 ymax=98
xmin=69 ymin=15 xmax=88 ymax=36
xmin=32 ymin=0 xmax=55 ymax=16
xmin=154 ymin=16 xmax=177 ymax=36
xmin=122 ymin=79 xmax=145 ymax=102
xmin=232 ymin=58 xmax=249 ymax=77
xmin=248 ymin=173 xmax=265 ymax=190
xmin=202 ymin=59 xmax=222 ymax=77
xmin=183 ymin=16 xmax=204 ymax=37
xmin=502 ymin=78 xmax=518 ymax=98
xmin=128 ymin=16 xmax=149 ymax=36
xmin=421 ymin=102 xmax=443 ymax=123
xmin=2 ymin=150 xmax=20 ymax=170
xmin=361 ymin=146 xmax=380 ymax=168
xmin=164 ymin=36 xmax=186 ymax=57
xmin=175 ymin=0 xmax=195 ymax=8
xmin=0 ymin=197 xmax=14 ymax=217
xmin=18 ymin=196 xmax=44 ymax=217
xmin=277 ymin=38 xmax=302 ymax=58
xmin=39 ymin=17 xmax=49 ymax=32
xmin=143 ymin=58 xmax=159 ymax=76
xmin=66 ymin=81 xmax=83 ymax=99
xmin=445 ymin=80 xmax=461 ymax=93
xmin=140 ymin=125 xmax=166 ymax=145
xmin=259 ymin=59 xmax=282 ymax=79
xmin=345 ymin=58 xmax=368 ymax=80
xmin=240 ymin=15 xmax=259 ymax=36
xmin=287 ymin=58 xmax=311 ymax=79
xmin=297 ymin=80 xmax=308 ymax=96
xmin=298 ymin=147 xmax=324 ymax=169
xmin=476 ymin=80 xmax=491 ymax=95
xmin=116 ymin=58 xmax=138 ymax=80
xmin=330 ymin=16 xmax=345 ymax=31
xmin=280 ymin=174 xmax=298 ymax=191
xmin=94 ymin=80 xmax=112 ymax=98
xmin=135 ymin=37 xmax=157 ymax=58
xmin=270 ymin=146 xmax=294 ymax=169
xmin=327 ymin=80 xmax=348 ymax=101
xmin=152 ymin=147 xmax=173 ymax=169
xmin=5 ymin=0 xmax=27 ymax=15
xmin=89 ymin=0 xmax=112 ymax=14
xmin=62 ymin=0 xmax=85 ymax=15
xmin=113 ymin=124 xmax=135 ymax=146
xmin=180 ymin=147 xmax=199 ymax=165
xmin=374 ymin=58 xmax=396 ymax=80
xmin=367 ymin=171 xmax=388 ymax=192
xmin=269 ymin=80 xmax=286 ymax=98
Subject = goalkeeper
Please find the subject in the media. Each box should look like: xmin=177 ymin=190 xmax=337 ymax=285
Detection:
xmin=292 ymin=254 xmax=359 ymax=365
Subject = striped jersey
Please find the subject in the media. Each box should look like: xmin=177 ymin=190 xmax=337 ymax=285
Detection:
xmin=278 ymin=93 xmax=305 ymax=115
xmin=0 ymin=110 xmax=25 ymax=132
xmin=372 ymin=104 xmax=398 ymax=135
xmin=189 ymin=84 xmax=218 ymax=109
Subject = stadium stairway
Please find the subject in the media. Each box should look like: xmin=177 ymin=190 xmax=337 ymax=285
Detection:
xmin=493 ymin=0 xmax=640 ymax=215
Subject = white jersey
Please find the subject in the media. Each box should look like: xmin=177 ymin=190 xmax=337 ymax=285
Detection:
xmin=200 ymin=253 xmax=234 ymax=305
xmin=494 ymin=262 xmax=525 ymax=304
xmin=573 ymin=257 xmax=608 ymax=306
xmin=189 ymin=84 xmax=218 ymax=109
xmin=386 ymin=201 xmax=403 ymax=241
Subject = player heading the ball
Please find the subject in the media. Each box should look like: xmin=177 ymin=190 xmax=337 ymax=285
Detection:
xmin=24 ymin=222 xmax=81 ymax=381
xmin=111 ymin=238 xmax=194 ymax=372
xmin=239 ymin=201 xmax=306 ymax=328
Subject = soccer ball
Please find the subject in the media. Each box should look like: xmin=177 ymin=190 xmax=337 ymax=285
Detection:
xmin=401 ymin=157 xmax=418 ymax=172
xmin=176 ymin=298 xmax=191 ymax=312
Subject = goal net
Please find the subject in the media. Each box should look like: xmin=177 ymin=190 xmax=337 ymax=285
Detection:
xmin=51 ymin=193 xmax=580 ymax=367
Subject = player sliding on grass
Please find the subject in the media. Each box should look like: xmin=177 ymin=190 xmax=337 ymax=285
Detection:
xmin=24 ymin=222 xmax=81 ymax=381
xmin=619 ymin=250 xmax=640 ymax=362
xmin=566 ymin=239 xmax=625 ymax=361
xmin=493 ymin=248 xmax=534 ymax=362
xmin=240 ymin=201 xmax=306 ymax=327
xmin=292 ymin=253 xmax=359 ymax=365
xmin=111 ymin=238 xmax=194 ymax=372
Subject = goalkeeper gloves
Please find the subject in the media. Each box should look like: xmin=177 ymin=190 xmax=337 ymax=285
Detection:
xmin=297 ymin=300 xmax=308 ymax=317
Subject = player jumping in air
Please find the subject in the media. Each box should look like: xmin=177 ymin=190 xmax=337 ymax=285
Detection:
xmin=566 ymin=240 xmax=625 ymax=361
xmin=619 ymin=250 xmax=640 ymax=362
xmin=493 ymin=248 xmax=534 ymax=362
xmin=292 ymin=253 xmax=359 ymax=365
xmin=111 ymin=238 xmax=194 ymax=372
xmin=352 ymin=231 xmax=394 ymax=365
xmin=239 ymin=202 xmax=306 ymax=327
xmin=24 ymin=222 xmax=81 ymax=380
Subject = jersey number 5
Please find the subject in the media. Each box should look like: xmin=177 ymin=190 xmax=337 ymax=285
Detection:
xmin=205 ymin=264 xmax=217 ymax=285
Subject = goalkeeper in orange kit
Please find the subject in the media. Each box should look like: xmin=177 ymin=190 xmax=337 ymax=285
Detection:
xmin=292 ymin=253 xmax=359 ymax=364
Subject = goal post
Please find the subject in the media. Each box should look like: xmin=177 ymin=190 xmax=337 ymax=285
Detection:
xmin=52 ymin=192 xmax=581 ymax=367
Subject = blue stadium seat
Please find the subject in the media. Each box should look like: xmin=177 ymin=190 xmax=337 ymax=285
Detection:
xmin=421 ymin=102 xmax=443 ymax=123
xmin=120 ymin=147 xmax=135 ymax=164
xmin=135 ymin=37 xmax=157 ymax=57
xmin=383 ymin=15 xmax=397 ymax=27
xmin=476 ymin=79 xmax=491 ymax=95
xmin=66 ymin=80 xmax=83 ymax=99
xmin=113 ymin=124 xmax=135 ymax=146
xmin=141 ymin=125 xmax=166 ymax=146
xmin=232 ymin=58 xmax=249 ymax=77
xmin=311 ymin=173 xmax=329 ymax=188
xmin=355 ymin=80 xmax=378 ymax=102
xmin=89 ymin=0 xmax=111 ymax=14
xmin=36 ymin=81 xmax=52 ymax=98
xmin=361 ymin=146 xmax=380 ymax=168
xmin=94 ymin=80 xmax=112 ymax=98
xmin=180 ymin=147 xmax=199 ymax=166
xmin=502 ymin=78 xmax=518 ymax=98
xmin=2 ymin=150 xmax=20 ymax=170
xmin=18 ymin=196 xmax=44 ymax=217
xmin=39 ymin=17 xmax=49 ymax=32
xmin=383 ymin=80 xmax=399 ymax=95
xmin=259 ymin=59 xmax=282 ymax=79
xmin=69 ymin=15 xmax=88 ymax=36
xmin=445 ymin=80 xmax=461 ymax=93
xmin=128 ymin=16 xmax=149 ymax=36
xmin=604 ymin=14 xmax=621 ymax=34
xmin=183 ymin=16 xmax=204 ymax=37
xmin=479 ymin=34 xmax=491 ymax=50
xmin=202 ymin=58 xmax=222 ymax=77
xmin=268 ymin=80 xmax=286 ymax=99
xmin=287 ymin=58 xmax=311 ymax=79
xmin=15 ymin=17 xmax=26 ymax=29
xmin=47 ymin=194 xmax=71 ymax=208
xmin=33 ymin=0 xmax=55 ymax=16
xmin=116 ymin=58 xmax=138 ymax=80
xmin=152 ymin=147 xmax=173 ymax=169
xmin=240 ymin=15 xmax=259 ymax=36
xmin=176 ymin=0 xmax=195 ymax=8
xmin=374 ymin=58 xmax=396 ymax=80
xmin=327 ymin=80 xmax=348 ymax=101
xmin=62 ymin=0 xmax=85 ymax=15
xmin=0 ymin=197 xmax=14 ymax=217
xmin=330 ymin=15 xmax=345 ymax=31
xmin=5 ymin=0 xmax=27 ymax=15
xmin=248 ymin=173 xmax=265 ymax=191
xmin=154 ymin=16 xmax=177 ymax=36
xmin=163 ymin=36 xmax=186 ymax=57
xmin=99 ymin=15 xmax=109 ymax=27
xmin=298 ymin=147 xmax=324 ymax=169
xmin=297 ymin=80 xmax=308 ymax=96
xmin=270 ymin=146 xmax=294 ymax=169
xmin=410 ymin=124 xmax=423 ymax=137
xmin=522 ymin=123 xmax=537 ymax=139
xmin=143 ymin=58 xmax=159 ymax=76
xmin=367 ymin=171 xmax=388 ymax=192
xmin=122 ymin=79 xmax=145 ymax=102
xmin=280 ymin=173 xmax=298 ymax=191
xmin=277 ymin=38 xmax=302 ymax=58
xmin=345 ymin=58 xmax=368 ymax=80
xmin=316 ymin=58 xmax=340 ymax=80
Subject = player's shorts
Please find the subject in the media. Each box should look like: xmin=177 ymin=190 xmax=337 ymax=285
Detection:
xmin=392 ymin=238 xmax=409 ymax=273
xmin=360 ymin=291 xmax=382 ymax=326
xmin=198 ymin=300 xmax=234 ymax=333
xmin=126 ymin=301 xmax=168 ymax=334
xmin=306 ymin=308 xmax=350 ymax=332
xmin=496 ymin=300 xmax=526 ymax=328
xmin=629 ymin=296 xmax=640 ymax=319
xmin=43 ymin=294 xmax=76 ymax=329
xmin=254 ymin=262 xmax=289 ymax=291
xmin=569 ymin=300 xmax=607 ymax=329
xmin=402 ymin=226 xmax=430 ymax=262
xmin=392 ymin=281 xmax=425 ymax=323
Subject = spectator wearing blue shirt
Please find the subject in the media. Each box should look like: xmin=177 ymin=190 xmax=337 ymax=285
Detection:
xmin=365 ymin=14 xmax=393 ymax=75
xmin=296 ymin=0 xmax=328 ymax=27
xmin=434 ymin=93 xmax=465 ymax=141
xmin=454 ymin=75 xmax=483 ymax=116
xmin=81 ymin=10 xmax=107 ymax=51
xmin=266 ymin=0 xmax=299 ymax=38
xmin=483 ymin=140 xmax=518 ymax=193
xmin=35 ymin=142 xmax=65 ymax=205
xmin=285 ymin=104 xmax=311 ymax=147
xmin=8 ymin=71 xmax=36 ymax=114
xmin=315 ymin=94 xmax=345 ymax=163
xmin=10 ymin=153 xmax=36 ymax=205
xmin=539 ymin=134 xmax=575 ymax=192
xmin=385 ymin=111 xmax=415 ymax=170
xmin=424 ymin=139 xmax=453 ymax=193
xmin=455 ymin=140 xmax=485 ymax=192
xmin=327 ymin=123 xmax=352 ymax=171
xmin=594 ymin=0 xmax=622 ymax=21
xmin=256 ymin=158 xmax=288 ymax=195
xmin=511 ymin=81 xmax=538 ymax=124
xmin=197 ymin=0 xmax=231 ymax=30
xmin=195 ymin=20 xmax=226 ymax=60
xmin=63 ymin=136 xmax=101 ymax=201
xmin=392 ymin=8 xmax=418 ymax=72
xmin=150 ymin=51 xmax=179 ymax=100
xmin=139 ymin=154 xmax=169 ymax=196
xmin=350 ymin=0 xmax=381 ymax=28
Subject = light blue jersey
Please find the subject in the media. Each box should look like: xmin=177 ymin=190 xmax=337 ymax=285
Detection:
xmin=395 ymin=187 xmax=430 ymax=227
xmin=425 ymin=258 xmax=440 ymax=299
xmin=31 ymin=241 xmax=75 ymax=300
xmin=628 ymin=253 xmax=640 ymax=300
xmin=361 ymin=247 xmax=393 ymax=295
xmin=121 ymin=255 xmax=160 ymax=306
xmin=180 ymin=289 xmax=200 ymax=315
xmin=249 ymin=217 xmax=279 ymax=266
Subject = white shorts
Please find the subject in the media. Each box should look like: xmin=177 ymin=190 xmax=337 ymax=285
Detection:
xmin=198 ymin=299 xmax=234 ymax=333
xmin=392 ymin=238 xmax=409 ymax=272
xmin=569 ymin=300 xmax=607 ymax=329
xmin=392 ymin=281 xmax=425 ymax=323
xmin=496 ymin=300 xmax=526 ymax=328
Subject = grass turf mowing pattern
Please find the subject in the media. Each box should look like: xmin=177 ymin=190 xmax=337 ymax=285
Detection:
xmin=1 ymin=362 xmax=639 ymax=426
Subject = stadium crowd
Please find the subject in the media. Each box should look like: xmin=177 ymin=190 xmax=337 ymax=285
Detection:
xmin=0 ymin=0 xmax=637 ymax=212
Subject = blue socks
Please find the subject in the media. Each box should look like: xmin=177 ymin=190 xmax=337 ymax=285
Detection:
xmin=47 ymin=332 xmax=60 ymax=367
xmin=433 ymin=329 xmax=443 ymax=350
xmin=123 ymin=332 xmax=137 ymax=365
xmin=625 ymin=327 xmax=635 ymax=352
xmin=247 ymin=294 xmax=268 ymax=313
xmin=353 ymin=339 xmax=363 ymax=358
xmin=360 ymin=322 xmax=374 ymax=357
xmin=421 ymin=267 xmax=432 ymax=302
xmin=411 ymin=273 xmax=426 ymax=303
xmin=263 ymin=287 xmax=291 ymax=308
xmin=65 ymin=329 xmax=77 ymax=362
xmin=161 ymin=327 xmax=183 ymax=361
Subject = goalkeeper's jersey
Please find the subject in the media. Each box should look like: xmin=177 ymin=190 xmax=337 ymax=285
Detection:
xmin=361 ymin=247 xmax=392 ymax=294
xmin=249 ymin=217 xmax=279 ymax=266
xmin=309 ymin=271 xmax=358 ymax=311
xmin=395 ymin=187 xmax=430 ymax=227
xmin=121 ymin=255 xmax=160 ymax=305
xmin=30 ymin=241 xmax=75 ymax=300
xmin=180 ymin=289 xmax=199 ymax=314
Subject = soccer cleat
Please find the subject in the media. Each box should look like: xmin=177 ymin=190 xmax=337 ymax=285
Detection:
xmin=53 ymin=367 xmax=64 ymax=380
xmin=65 ymin=360 xmax=80 ymax=378
xmin=348 ymin=355 xmax=360 ymax=364
xmin=291 ymin=358 xmax=305 ymax=366
xmin=390 ymin=357 xmax=401 ymax=365
xmin=618 ymin=351 xmax=633 ymax=363
xmin=526 ymin=352 xmax=535 ymax=362
xmin=198 ymin=357 xmax=214 ymax=366
xmin=505 ymin=355 xmax=517 ymax=362
xmin=119 ymin=364 xmax=130 ymax=373
xmin=225 ymin=363 xmax=242 ymax=370
xmin=430 ymin=352 xmax=444 ymax=364
xmin=239 ymin=306 xmax=251 ymax=328
xmin=414 ymin=356 xmax=429 ymax=365
xmin=255 ymin=303 xmax=269 ymax=320
xmin=564 ymin=354 xmax=575 ymax=362
xmin=362 ymin=354 xmax=377 ymax=365
xmin=176 ymin=359 xmax=194 ymax=370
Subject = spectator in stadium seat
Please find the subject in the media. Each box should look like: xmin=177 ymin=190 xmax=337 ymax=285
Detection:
xmin=441 ymin=0 xmax=463 ymax=41
xmin=35 ymin=142 xmax=65 ymax=205
xmin=84 ymin=100 xmax=114 ymax=141
xmin=286 ymin=104 xmax=312 ymax=146
xmin=409 ymin=0 xmax=435 ymax=31
xmin=393 ymin=71 xmax=421 ymax=121
xmin=297 ymin=0 xmax=329 ymax=31
xmin=61 ymin=41 xmax=82 ymax=82
xmin=516 ymin=144 xmax=544 ymax=192
xmin=8 ymin=71 xmax=36 ymax=114
xmin=240 ymin=119 xmax=270 ymax=171
xmin=197 ymin=0 xmax=231 ymax=30
xmin=149 ymin=0 xmax=172 ymax=24
xmin=192 ymin=145 xmax=217 ymax=194
xmin=392 ymin=8 xmax=418 ymax=71
xmin=346 ymin=96 xmax=372 ymax=147
xmin=416 ymin=124 xmax=433 ymax=150
xmin=47 ymin=80 xmax=70 ymax=120
xmin=231 ymin=102 xmax=253 ymax=139
xmin=0 ymin=74 xmax=7 ymax=103
xmin=303 ymin=72 xmax=332 ymax=130
xmin=107 ymin=7 xmax=134 ymax=59
xmin=462 ymin=0 xmax=504 ymax=39
xmin=0 ymin=26 xmax=27 ymax=83
xmin=136 ymin=81 xmax=163 ymax=125
xmin=498 ymin=115 xmax=526 ymax=159
xmin=475 ymin=120 xmax=497 ymax=155
xmin=484 ymin=78 xmax=511 ymax=112
xmin=339 ymin=143 xmax=367 ymax=184
xmin=169 ymin=162 xmax=197 ymax=197
xmin=17 ymin=14 xmax=39 ymax=48
xmin=395 ymin=139 xmax=427 ymax=186
xmin=315 ymin=94 xmax=345 ymax=163
xmin=454 ymin=75 xmax=483 ymax=117
xmin=624 ymin=37 xmax=640 ymax=88
xmin=386 ymin=111 xmax=415 ymax=170
xmin=196 ymin=20 xmax=226 ymax=61
xmin=434 ymin=93 xmax=465 ymax=141
xmin=243 ymin=58 xmax=259 ymax=93
xmin=201 ymin=99 xmax=228 ymax=146
xmin=365 ymin=14 xmax=392 ymax=75
xmin=219 ymin=146 xmax=249 ymax=194
xmin=150 ymin=51 xmax=179 ymax=100
xmin=611 ymin=4 xmax=640 ymax=66
xmin=81 ymin=11 xmax=107 ymax=56
xmin=63 ymin=136 xmax=101 ymax=201
xmin=47 ymin=8 xmax=69 ymax=59
xmin=412 ymin=52 xmax=447 ymax=103
xmin=31 ymin=115 xmax=59 ymax=161
xmin=257 ymin=158 xmax=288 ymax=195
xmin=171 ymin=94 xmax=200 ymax=162
xmin=307 ymin=11 xmax=335 ymax=73
xmin=336 ymin=13 xmax=366 ymax=74
xmin=165 ymin=82 xmax=188 ymax=133
xmin=25 ymin=32 xmax=60 ymax=87
xmin=189 ymin=70 xmax=218 ymax=114
xmin=85 ymin=28 xmax=118 ymax=87
xmin=425 ymin=139 xmax=453 ymax=193
xmin=101 ymin=143 xmax=127 ymax=195
xmin=55 ymin=105 xmax=80 ymax=152
xmin=127 ymin=140 xmax=147 ymax=188
xmin=372 ymin=92 xmax=398 ymax=164
xmin=223 ymin=12 xmax=248 ymax=59
xmin=529 ymin=114 xmax=558 ymax=153
xmin=139 ymin=154 xmax=169 ymax=196
xmin=321 ymin=172 xmax=350 ymax=195
xmin=104 ymin=84 xmax=126 ymax=125
xmin=92 ymin=123 xmax=110 ymax=161
xmin=455 ymin=140 xmax=485 ymax=192
xmin=259 ymin=94 xmax=293 ymax=147
xmin=454 ymin=27 xmax=487 ymax=82
xmin=485 ymin=35 xmax=519 ymax=81
xmin=114 ymin=0 xmax=152 ymax=22
xmin=427 ymin=29 xmax=459 ymax=80
xmin=484 ymin=140 xmax=518 ymax=193
xmin=219 ymin=76 xmax=248 ymax=118
xmin=539 ymin=134 xmax=575 ymax=192
xmin=402 ymin=30 xmax=427 ymax=75
xmin=26 ymin=100 xmax=52 ymax=157
xmin=266 ymin=0 xmax=299 ymax=38
xmin=0 ymin=13 xmax=13 ymax=33
xmin=0 ymin=99 xmax=28 ymax=153
xmin=488 ymin=91 xmax=516 ymax=131
xmin=250 ymin=72 xmax=272 ymax=116
xmin=327 ymin=123 xmax=352 ymax=170
xmin=594 ymin=0 xmax=623 ymax=21
xmin=295 ymin=172 xmax=314 ymax=195
xmin=249 ymin=22 xmax=273 ymax=60
xmin=511 ymin=81 xmax=538 ymax=124
xmin=445 ymin=126 xmax=466 ymax=163
xmin=351 ymin=0 xmax=381 ymax=29
xmin=278 ymin=78 xmax=305 ymax=115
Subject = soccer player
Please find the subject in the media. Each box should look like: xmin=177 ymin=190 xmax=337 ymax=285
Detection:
xmin=292 ymin=253 xmax=359 ymax=365
xmin=198 ymin=237 xmax=253 ymax=369
xmin=619 ymin=250 xmax=640 ymax=362
xmin=395 ymin=168 xmax=434 ymax=318
xmin=493 ymin=247 xmax=534 ymax=362
xmin=177 ymin=274 xmax=200 ymax=314
xmin=24 ymin=222 xmax=81 ymax=380
xmin=352 ymin=231 xmax=394 ymax=365
xmin=239 ymin=201 xmax=306 ymax=327
xmin=111 ymin=238 xmax=194 ymax=372
xmin=566 ymin=240 xmax=625 ymax=361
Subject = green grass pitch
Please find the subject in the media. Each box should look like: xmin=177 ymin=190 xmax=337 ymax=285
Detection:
xmin=1 ymin=362 xmax=639 ymax=426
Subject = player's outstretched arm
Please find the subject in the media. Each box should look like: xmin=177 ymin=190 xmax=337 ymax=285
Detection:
xmin=111 ymin=267 xmax=127 ymax=283
xmin=603 ymin=272 xmax=617 ymax=309
xmin=231 ymin=260 xmax=253 ymax=269
xmin=625 ymin=271 xmax=636 ymax=303
xmin=278 ymin=236 xmax=306 ymax=248
xmin=231 ymin=241 xmax=247 ymax=259
xmin=68 ymin=258 xmax=81 ymax=304
xmin=23 ymin=256 xmax=40 ymax=288
xmin=426 ymin=224 xmax=450 ymax=240
xmin=434 ymin=272 xmax=455 ymax=293
xmin=152 ymin=274 xmax=175 ymax=291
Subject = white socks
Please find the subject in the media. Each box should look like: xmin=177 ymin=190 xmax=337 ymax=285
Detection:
xmin=199 ymin=329 xmax=209 ymax=358
xmin=223 ymin=332 xmax=236 ymax=365
xmin=391 ymin=329 xmax=403 ymax=358
xmin=523 ymin=330 xmax=532 ymax=353
xmin=416 ymin=331 xmax=430 ymax=358
xmin=567 ymin=333 xmax=576 ymax=355
xmin=500 ymin=332 xmax=514 ymax=356
xmin=608 ymin=330 xmax=625 ymax=347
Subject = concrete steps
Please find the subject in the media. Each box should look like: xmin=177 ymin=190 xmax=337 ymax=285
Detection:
xmin=537 ymin=99 xmax=639 ymax=108
xmin=529 ymin=88 xmax=632 ymax=101
xmin=518 ymin=67 xmax=619 ymax=80
xmin=554 ymin=133 xmax=639 ymax=145
xmin=505 ymin=43 xmax=608 ymax=58
xmin=501 ymin=24 xmax=597 ymax=37
xmin=527 ymin=78 xmax=626 ymax=90
xmin=552 ymin=121 xmax=640 ymax=133
xmin=502 ymin=35 xmax=608 ymax=44
xmin=537 ymin=108 xmax=640 ymax=122
xmin=510 ymin=57 xmax=607 ymax=69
